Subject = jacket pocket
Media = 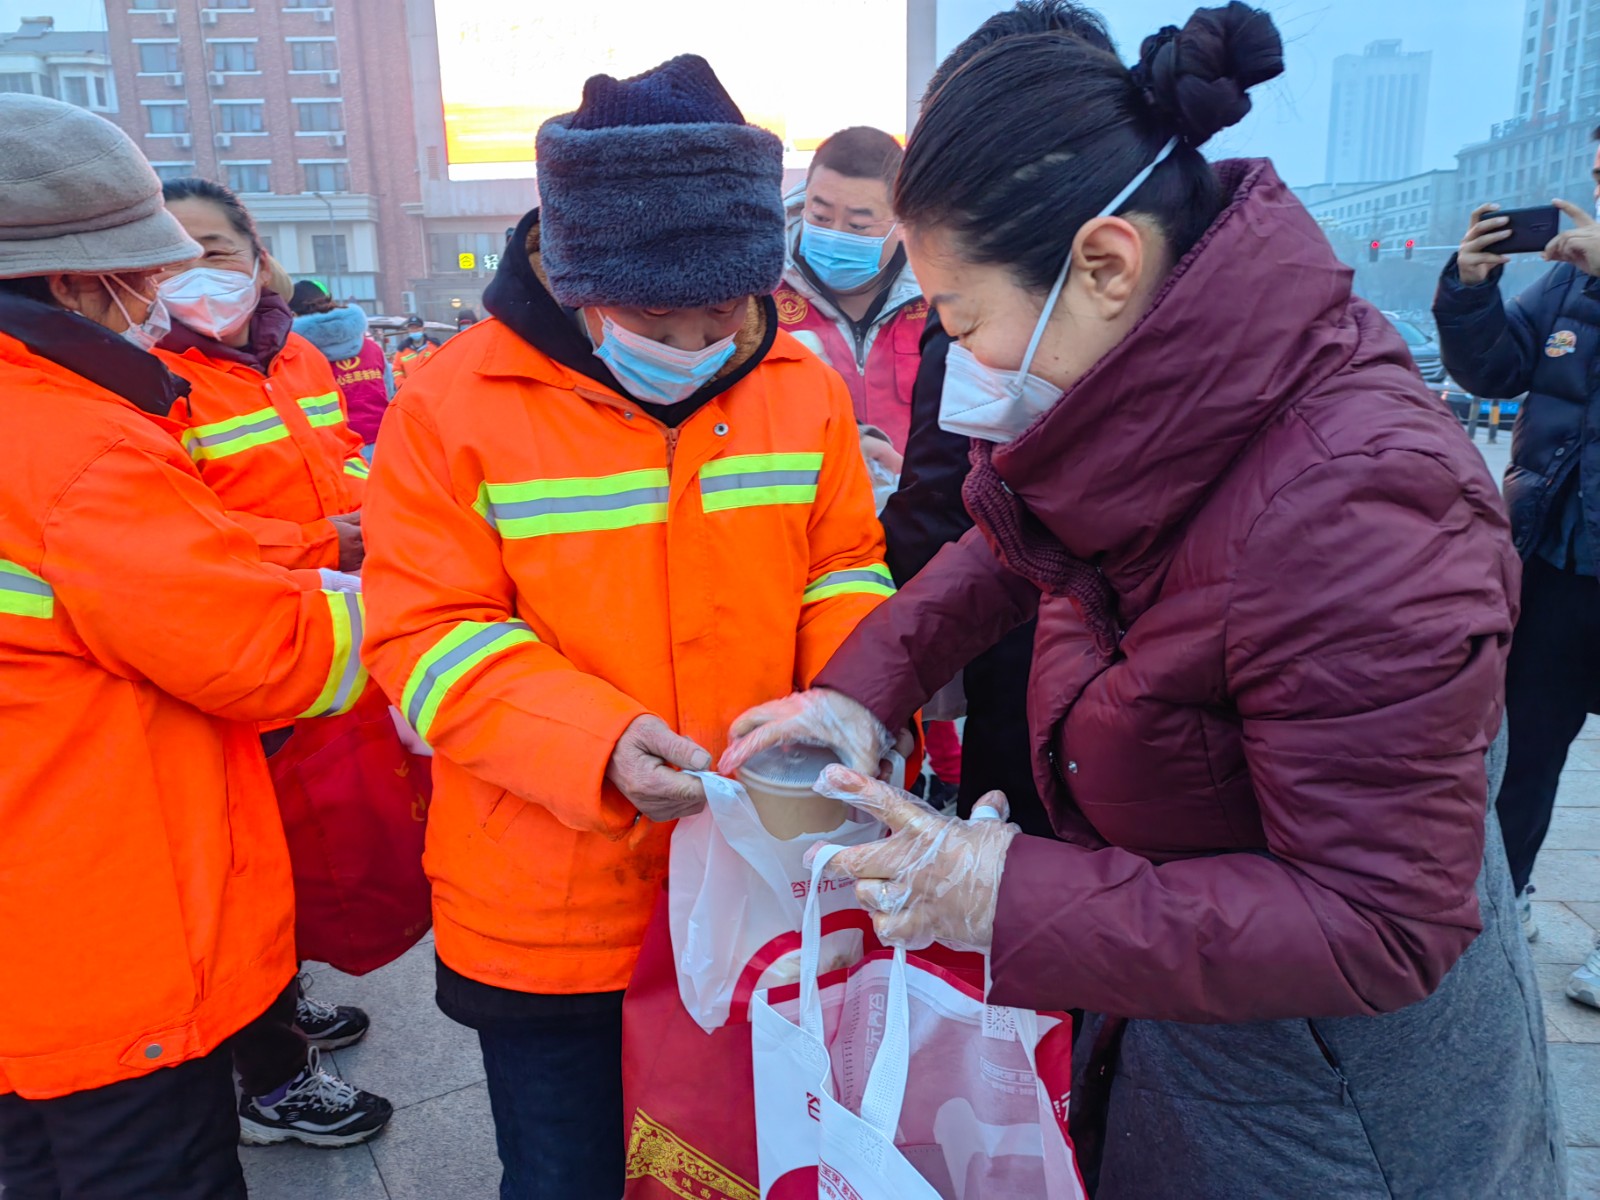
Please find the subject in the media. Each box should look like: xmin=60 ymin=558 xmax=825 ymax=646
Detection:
xmin=481 ymin=789 xmax=522 ymax=843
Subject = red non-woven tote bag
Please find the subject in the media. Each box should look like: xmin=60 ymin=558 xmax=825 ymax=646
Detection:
xmin=268 ymin=688 xmax=433 ymax=975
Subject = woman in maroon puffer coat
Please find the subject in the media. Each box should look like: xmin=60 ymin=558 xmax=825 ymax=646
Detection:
xmin=724 ymin=6 xmax=1564 ymax=1196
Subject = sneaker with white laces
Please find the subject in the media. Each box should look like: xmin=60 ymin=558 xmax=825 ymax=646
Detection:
xmin=1518 ymin=889 xmax=1539 ymax=943
xmin=238 ymin=1047 xmax=393 ymax=1148
xmin=1567 ymin=937 xmax=1600 ymax=1010
xmin=293 ymin=974 xmax=370 ymax=1050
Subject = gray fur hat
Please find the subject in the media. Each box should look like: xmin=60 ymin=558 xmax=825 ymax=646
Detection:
xmin=535 ymin=55 xmax=785 ymax=310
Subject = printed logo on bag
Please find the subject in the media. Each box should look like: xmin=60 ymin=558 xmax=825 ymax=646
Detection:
xmin=981 ymin=1058 xmax=1039 ymax=1097
xmin=819 ymin=1163 xmax=864 ymax=1200
xmin=982 ymin=1005 xmax=1019 ymax=1041
xmin=1546 ymin=330 xmax=1578 ymax=357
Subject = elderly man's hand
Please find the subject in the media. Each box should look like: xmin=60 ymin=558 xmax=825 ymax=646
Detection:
xmin=607 ymin=715 xmax=709 ymax=823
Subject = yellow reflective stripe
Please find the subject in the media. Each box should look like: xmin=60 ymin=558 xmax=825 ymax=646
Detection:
xmin=344 ymin=457 xmax=371 ymax=479
xmin=477 ymin=470 xmax=671 ymax=539
xmin=0 ymin=560 xmax=53 ymax=620
xmin=297 ymin=392 xmax=344 ymax=431
xmin=181 ymin=402 xmax=290 ymax=462
xmin=700 ymin=452 xmax=823 ymax=514
xmin=299 ymin=591 xmax=368 ymax=718
xmin=802 ymin=563 xmax=896 ymax=604
xmin=401 ymin=620 xmax=538 ymax=739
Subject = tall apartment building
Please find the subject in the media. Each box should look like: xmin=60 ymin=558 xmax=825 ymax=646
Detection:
xmin=1455 ymin=0 xmax=1600 ymax=217
xmin=1326 ymin=40 xmax=1431 ymax=185
xmin=103 ymin=0 xmax=423 ymax=314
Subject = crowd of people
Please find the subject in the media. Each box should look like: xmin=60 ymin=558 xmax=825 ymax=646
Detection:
xmin=0 ymin=0 xmax=1585 ymax=1197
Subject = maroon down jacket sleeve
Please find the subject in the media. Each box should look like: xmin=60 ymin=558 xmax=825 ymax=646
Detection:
xmin=814 ymin=525 xmax=1040 ymax=729
xmin=989 ymin=449 xmax=1518 ymax=1021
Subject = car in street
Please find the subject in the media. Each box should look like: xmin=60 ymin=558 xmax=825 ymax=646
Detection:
xmin=1382 ymin=312 xmax=1446 ymax=388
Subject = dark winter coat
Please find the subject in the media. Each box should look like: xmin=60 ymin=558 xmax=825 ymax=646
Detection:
xmin=816 ymin=160 xmax=1562 ymax=1196
xmin=1435 ymin=258 xmax=1600 ymax=564
xmin=877 ymin=315 xmax=1047 ymax=835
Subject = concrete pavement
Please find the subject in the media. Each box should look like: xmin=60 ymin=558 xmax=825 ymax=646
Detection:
xmin=244 ymin=427 xmax=1598 ymax=1199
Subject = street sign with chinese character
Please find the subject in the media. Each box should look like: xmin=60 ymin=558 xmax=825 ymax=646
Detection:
xmin=457 ymin=251 xmax=476 ymax=270
xmin=483 ymin=253 xmax=501 ymax=271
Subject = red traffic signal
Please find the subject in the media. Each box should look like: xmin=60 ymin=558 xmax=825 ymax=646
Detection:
xmin=1369 ymin=239 xmax=1381 ymax=263
xmin=1404 ymin=239 xmax=1415 ymax=260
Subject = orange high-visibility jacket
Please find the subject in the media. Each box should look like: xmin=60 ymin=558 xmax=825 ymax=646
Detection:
xmin=391 ymin=339 xmax=439 ymax=388
xmin=0 ymin=333 xmax=368 ymax=1100
xmin=156 ymin=332 xmax=368 ymax=570
xmin=362 ymin=317 xmax=893 ymax=995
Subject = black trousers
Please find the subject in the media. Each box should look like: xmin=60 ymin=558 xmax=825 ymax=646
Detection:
xmin=229 ymin=976 xmax=306 ymax=1097
xmin=1499 ymin=555 xmax=1600 ymax=895
xmin=0 ymin=1045 xmax=245 ymax=1200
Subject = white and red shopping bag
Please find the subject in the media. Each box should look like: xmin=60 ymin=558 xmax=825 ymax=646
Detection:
xmin=669 ymin=771 xmax=884 ymax=1032
xmin=751 ymin=845 xmax=1086 ymax=1200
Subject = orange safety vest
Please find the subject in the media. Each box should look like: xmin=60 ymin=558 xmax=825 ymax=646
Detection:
xmin=391 ymin=340 xmax=440 ymax=386
xmin=0 ymin=332 xmax=367 ymax=1099
xmin=362 ymin=316 xmax=893 ymax=995
xmin=156 ymin=333 xmax=368 ymax=570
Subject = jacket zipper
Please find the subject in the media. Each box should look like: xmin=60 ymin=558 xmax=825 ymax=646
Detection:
xmin=1307 ymin=1021 xmax=1353 ymax=1106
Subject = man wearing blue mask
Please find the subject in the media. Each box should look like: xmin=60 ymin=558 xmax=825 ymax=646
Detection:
xmin=359 ymin=54 xmax=894 ymax=1198
xmin=778 ymin=126 xmax=929 ymax=457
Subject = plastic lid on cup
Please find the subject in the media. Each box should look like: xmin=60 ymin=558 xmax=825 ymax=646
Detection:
xmin=736 ymin=742 xmax=841 ymax=789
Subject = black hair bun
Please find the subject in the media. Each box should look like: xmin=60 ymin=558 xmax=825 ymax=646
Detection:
xmin=1134 ymin=3 xmax=1284 ymax=147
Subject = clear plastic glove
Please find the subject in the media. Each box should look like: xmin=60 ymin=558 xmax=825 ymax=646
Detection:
xmin=318 ymin=567 xmax=363 ymax=593
xmin=719 ymin=688 xmax=894 ymax=778
xmin=389 ymin=706 xmax=432 ymax=756
xmin=608 ymin=714 xmax=710 ymax=823
xmin=807 ymin=766 xmax=1018 ymax=952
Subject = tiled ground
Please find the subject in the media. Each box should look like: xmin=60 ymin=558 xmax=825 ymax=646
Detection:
xmin=247 ymin=431 xmax=1600 ymax=1198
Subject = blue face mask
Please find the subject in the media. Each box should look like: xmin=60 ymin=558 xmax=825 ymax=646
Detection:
xmin=594 ymin=313 xmax=738 ymax=406
xmin=800 ymin=220 xmax=896 ymax=293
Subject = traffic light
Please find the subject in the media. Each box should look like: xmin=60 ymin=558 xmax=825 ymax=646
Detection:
xmin=1404 ymin=239 xmax=1415 ymax=260
xmin=1369 ymin=239 xmax=1381 ymax=262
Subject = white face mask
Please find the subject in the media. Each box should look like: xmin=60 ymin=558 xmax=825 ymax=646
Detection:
xmin=99 ymin=274 xmax=171 ymax=352
xmin=159 ymin=259 xmax=261 ymax=340
xmin=938 ymin=138 xmax=1180 ymax=444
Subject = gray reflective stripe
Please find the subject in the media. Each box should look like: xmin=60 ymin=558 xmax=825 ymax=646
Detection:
xmin=487 ymin=486 xmax=670 ymax=523
xmin=325 ymin=592 xmax=365 ymax=715
xmin=189 ymin=413 xmax=285 ymax=449
xmin=404 ymin=620 xmax=529 ymax=728
xmin=698 ymin=469 xmax=821 ymax=495
xmin=812 ymin=569 xmax=892 ymax=590
xmin=300 ymin=398 xmax=342 ymax=414
xmin=0 ymin=573 xmax=51 ymax=598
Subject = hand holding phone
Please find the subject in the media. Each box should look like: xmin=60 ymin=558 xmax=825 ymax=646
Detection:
xmin=1545 ymin=199 xmax=1600 ymax=278
xmin=1496 ymin=205 xmax=1561 ymax=254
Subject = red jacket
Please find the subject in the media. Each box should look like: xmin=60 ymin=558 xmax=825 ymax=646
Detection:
xmin=817 ymin=160 xmax=1520 ymax=1023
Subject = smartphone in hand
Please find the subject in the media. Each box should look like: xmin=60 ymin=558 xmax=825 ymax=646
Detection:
xmin=1497 ymin=205 xmax=1561 ymax=254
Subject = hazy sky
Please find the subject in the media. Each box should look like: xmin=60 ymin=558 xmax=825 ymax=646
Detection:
xmin=9 ymin=0 xmax=1526 ymax=188
xmin=938 ymin=0 xmax=1526 ymax=186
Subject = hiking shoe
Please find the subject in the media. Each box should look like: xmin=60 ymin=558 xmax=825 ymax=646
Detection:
xmin=238 ymin=1048 xmax=393 ymax=1148
xmin=1518 ymin=889 xmax=1539 ymax=943
xmin=293 ymin=975 xmax=370 ymax=1050
xmin=1567 ymin=938 xmax=1600 ymax=1010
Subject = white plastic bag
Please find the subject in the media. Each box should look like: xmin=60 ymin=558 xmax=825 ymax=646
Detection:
xmin=668 ymin=773 xmax=882 ymax=1033
xmin=753 ymin=850 xmax=1085 ymax=1200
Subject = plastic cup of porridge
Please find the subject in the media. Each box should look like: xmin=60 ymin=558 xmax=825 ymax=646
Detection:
xmin=736 ymin=743 xmax=847 ymax=840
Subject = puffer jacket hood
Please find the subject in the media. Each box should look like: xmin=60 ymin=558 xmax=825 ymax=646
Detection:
xmin=293 ymin=304 xmax=368 ymax=362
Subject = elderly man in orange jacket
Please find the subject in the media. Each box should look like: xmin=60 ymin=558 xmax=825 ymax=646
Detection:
xmin=361 ymin=55 xmax=894 ymax=1196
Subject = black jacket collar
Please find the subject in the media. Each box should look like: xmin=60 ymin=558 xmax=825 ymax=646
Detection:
xmin=0 ymin=291 xmax=190 ymax=417
xmin=482 ymin=208 xmax=777 ymax=428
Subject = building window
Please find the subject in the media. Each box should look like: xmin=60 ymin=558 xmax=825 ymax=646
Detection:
xmin=288 ymin=40 xmax=337 ymax=70
xmin=0 ymin=72 xmax=36 ymax=94
xmin=295 ymin=101 xmax=343 ymax=132
xmin=94 ymin=77 xmax=108 ymax=107
xmin=212 ymin=0 xmax=253 ymax=6
xmin=302 ymin=161 xmax=349 ymax=192
xmin=138 ymin=42 xmax=180 ymax=73
xmin=131 ymin=0 xmax=174 ymax=7
xmin=150 ymin=162 xmax=195 ymax=182
xmin=225 ymin=162 xmax=271 ymax=193
xmin=216 ymin=102 xmax=264 ymax=133
xmin=313 ymin=234 xmax=350 ymax=273
xmin=146 ymin=102 xmax=189 ymax=134
xmin=284 ymin=0 xmax=331 ymax=7
xmin=210 ymin=41 xmax=257 ymax=72
xmin=428 ymin=231 xmax=504 ymax=275
xmin=60 ymin=76 xmax=90 ymax=108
